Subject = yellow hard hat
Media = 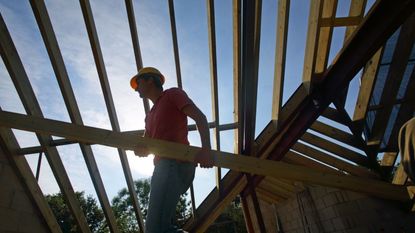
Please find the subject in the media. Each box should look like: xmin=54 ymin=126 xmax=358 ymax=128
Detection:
xmin=130 ymin=67 xmax=165 ymax=90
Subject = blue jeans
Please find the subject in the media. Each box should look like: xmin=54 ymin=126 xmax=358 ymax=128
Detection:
xmin=145 ymin=159 xmax=195 ymax=233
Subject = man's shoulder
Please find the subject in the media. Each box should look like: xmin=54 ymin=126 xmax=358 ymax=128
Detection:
xmin=165 ymin=87 xmax=187 ymax=96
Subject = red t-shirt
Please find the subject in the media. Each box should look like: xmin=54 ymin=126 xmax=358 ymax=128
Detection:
xmin=145 ymin=88 xmax=193 ymax=164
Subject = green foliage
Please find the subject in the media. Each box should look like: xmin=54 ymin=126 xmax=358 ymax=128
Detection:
xmin=45 ymin=191 xmax=108 ymax=233
xmin=205 ymin=196 xmax=247 ymax=233
xmin=111 ymin=178 xmax=191 ymax=232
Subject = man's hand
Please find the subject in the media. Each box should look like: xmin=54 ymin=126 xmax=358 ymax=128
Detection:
xmin=194 ymin=148 xmax=214 ymax=168
xmin=134 ymin=146 xmax=150 ymax=157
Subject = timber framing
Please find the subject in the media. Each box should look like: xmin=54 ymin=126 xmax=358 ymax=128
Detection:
xmin=0 ymin=110 xmax=413 ymax=202
xmin=1 ymin=0 xmax=415 ymax=232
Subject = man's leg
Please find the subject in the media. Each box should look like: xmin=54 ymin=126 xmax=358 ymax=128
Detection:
xmin=145 ymin=160 xmax=183 ymax=233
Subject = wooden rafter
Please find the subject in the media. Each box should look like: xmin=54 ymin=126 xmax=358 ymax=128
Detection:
xmin=168 ymin=0 xmax=183 ymax=89
xmin=300 ymin=132 xmax=369 ymax=167
xmin=0 ymin=14 xmax=92 ymax=233
xmin=352 ymin=48 xmax=383 ymax=131
xmin=302 ymin=0 xmax=324 ymax=86
xmin=29 ymin=1 xmax=120 ymax=232
xmin=271 ymin=0 xmax=290 ymax=122
xmin=310 ymin=120 xmax=364 ymax=150
xmin=125 ymin=0 xmax=150 ymax=114
xmin=206 ymin=0 xmax=222 ymax=191
xmin=292 ymin=142 xmax=377 ymax=178
xmin=79 ymin=0 xmax=145 ymax=231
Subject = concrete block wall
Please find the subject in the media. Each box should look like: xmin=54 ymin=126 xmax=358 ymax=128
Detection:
xmin=274 ymin=185 xmax=415 ymax=233
xmin=0 ymin=146 xmax=50 ymax=233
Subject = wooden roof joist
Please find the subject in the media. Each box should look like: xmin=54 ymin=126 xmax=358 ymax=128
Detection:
xmin=300 ymin=131 xmax=368 ymax=167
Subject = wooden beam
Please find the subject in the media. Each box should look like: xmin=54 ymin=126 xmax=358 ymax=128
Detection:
xmin=310 ymin=120 xmax=364 ymax=150
xmin=335 ymin=0 xmax=366 ymax=109
xmin=344 ymin=0 xmax=366 ymax=38
xmin=80 ymin=1 xmax=145 ymax=231
xmin=282 ymin=150 xmax=339 ymax=174
xmin=0 ymin=14 xmax=91 ymax=233
xmin=301 ymin=132 xmax=369 ymax=167
xmin=292 ymin=142 xmax=378 ymax=178
xmin=320 ymin=16 xmax=362 ymax=27
xmin=256 ymin=187 xmax=283 ymax=204
xmin=206 ymin=0 xmax=222 ymax=191
xmin=240 ymin=1 xmax=266 ymax=230
xmin=271 ymin=0 xmax=290 ymax=122
xmin=241 ymin=0 xmax=415 ymax=216
xmin=125 ymin=0 xmax=150 ymax=114
xmin=392 ymin=163 xmax=408 ymax=185
xmin=321 ymin=106 xmax=349 ymax=126
xmin=302 ymin=0 xmax=324 ymax=86
xmin=168 ymin=0 xmax=183 ymax=89
xmin=233 ymin=0 xmax=242 ymax=154
xmin=17 ymin=122 xmax=238 ymax=155
xmin=352 ymin=48 xmax=383 ymax=131
xmin=29 ymin=1 xmax=120 ymax=232
xmin=368 ymin=13 xmax=415 ymax=146
xmin=314 ymin=0 xmax=337 ymax=74
xmin=0 ymin=111 xmax=412 ymax=202
xmin=259 ymin=179 xmax=294 ymax=199
xmin=0 ymin=127 xmax=63 ymax=233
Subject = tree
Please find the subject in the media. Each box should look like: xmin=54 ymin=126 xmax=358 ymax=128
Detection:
xmin=45 ymin=191 xmax=108 ymax=233
xmin=206 ymin=196 xmax=247 ymax=233
xmin=111 ymin=178 xmax=191 ymax=232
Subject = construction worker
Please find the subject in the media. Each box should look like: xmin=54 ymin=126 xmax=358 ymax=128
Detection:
xmin=130 ymin=67 xmax=214 ymax=233
xmin=399 ymin=117 xmax=415 ymax=182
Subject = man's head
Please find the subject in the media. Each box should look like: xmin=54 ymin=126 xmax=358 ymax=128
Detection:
xmin=130 ymin=67 xmax=165 ymax=98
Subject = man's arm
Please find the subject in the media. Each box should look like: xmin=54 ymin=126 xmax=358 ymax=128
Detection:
xmin=134 ymin=130 xmax=150 ymax=157
xmin=182 ymin=104 xmax=214 ymax=168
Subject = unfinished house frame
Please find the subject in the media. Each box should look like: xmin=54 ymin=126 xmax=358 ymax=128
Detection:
xmin=1 ymin=0 xmax=415 ymax=232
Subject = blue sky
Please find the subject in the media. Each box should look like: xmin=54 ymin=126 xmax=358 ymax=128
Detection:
xmin=0 ymin=0 xmax=375 ymax=207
